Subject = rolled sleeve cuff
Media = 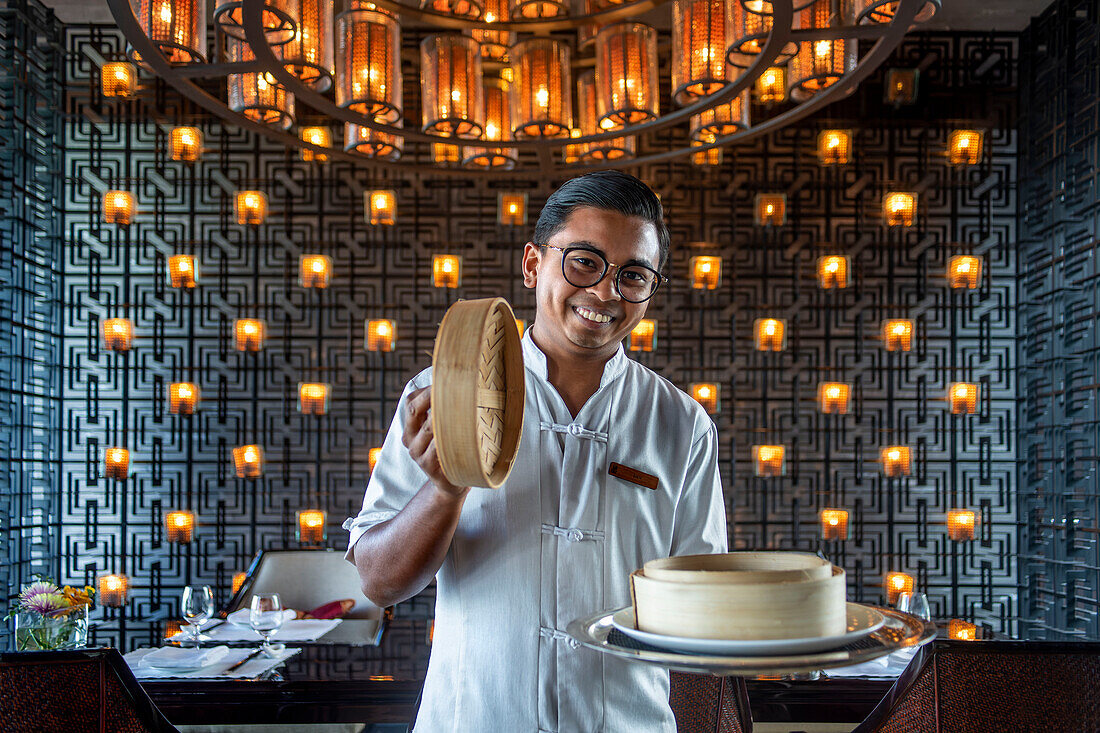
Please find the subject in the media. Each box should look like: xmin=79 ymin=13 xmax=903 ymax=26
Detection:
xmin=342 ymin=511 xmax=400 ymax=562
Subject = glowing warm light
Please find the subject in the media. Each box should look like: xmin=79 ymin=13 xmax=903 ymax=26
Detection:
xmin=516 ymin=319 xmax=526 ymax=335
xmin=754 ymin=318 xmax=787 ymax=352
xmin=885 ymin=572 xmax=914 ymax=605
xmin=101 ymin=62 xmax=136 ymax=97
xmin=691 ymin=383 xmax=720 ymax=414
xmin=690 ymin=139 xmax=723 ymax=167
xmin=298 ymin=382 xmax=331 ymax=415
xmin=498 ymin=193 xmax=527 ymax=226
xmin=818 ymin=382 xmax=851 ymax=414
xmin=817 ymin=255 xmax=850 ymax=289
xmin=169 ymin=382 xmax=200 ymax=415
xmin=949 ymin=382 xmax=979 ymax=415
xmin=472 ymin=0 xmax=514 ymax=60
xmin=297 ymin=509 xmax=327 ymax=544
xmin=672 ymin=0 xmax=733 ymax=104
xmin=98 ymin=574 xmax=129 ymax=607
xmin=947 ymin=509 xmax=978 ymax=541
xmin=948 ymin=619 xmax=978 ymax=641
xmin=753 ymin=445 xmax=785 ymax=477
xmin=133 ymin=0 xmax=206 ymax=66
xmin=235 ymin=190 xmax=268 ymax=226
xmin=299 ymin=255 xmax=333 ymax=289
xmin=165 ymin=510 xmax=195 ymax=543
xmin=881 ymin=446 xmax=912 ymax=477
xmin=232 ymin=572 xmax=248 ymax=594
xmin=511 ymin=38 xmax=572 ymax=138
xmin=884 ymin=68 xmax=918 ymax=105
xmin=433 ymin=255 xmax=462 ymax=289
xmin=821 ymin=509 xmax=849 ymax=540
xmin=104 ymin=447 xmax=130 ymax=480
xmin=421 ymin=34 xmax=484 ymax=139
xmin=235 ymin=319 xmax=265 ymax=352
xmin=214 ymin=0 xmax=298 ymax=44
xmin=691 ymin=256 xmax=722 ymax=290
xmin=226 ymin=39 xmax=296 ymax=129
xmin=756 ymin=66 xmax=786 ymax=103
xmin=629 ymin=319 xmax=657 ymax=352
xmin=365 ymin=319 xmax=396 ymax=352
xmin=299 ymin=126 xmax=331 ymax=161
xmin=883 ymin=319 xmax=913 ymax=352
xmin=948 ymin=129 xmax=983 ymax=166
xmin=102 ymin=318 xmax=134 ymax=352
xmin=948 ymin=255 xmax=982 ymax=289
xmin=233 ymin=444 xmax=264 ymax=479
xmin=336 ymin=4 xmax=401 ymax=122
xmin=368 ymin=447 xmax=383 ymax=472
xmin=883 ymin=192 xmax=916 ymax=227
xmin=755 ymin=193 xmax=786 ymax=226
xmin=817 ymin=129 xmax=851 ymax=165
xmin=103 ymin=190 xmax=135 ymax=225
xmin=170 ymin=126 xmax=202 ymax=162
xmin=167 ymin=255 xmax=198 ymax=289
xmin=366 ymin=190 xmax=396 ymax=225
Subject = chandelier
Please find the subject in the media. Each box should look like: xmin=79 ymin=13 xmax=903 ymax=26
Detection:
xmin=110 ymin=0 xmax=939 ymax=177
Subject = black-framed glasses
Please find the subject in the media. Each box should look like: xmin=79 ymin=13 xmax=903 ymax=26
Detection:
xmin=538 ymin=244 xmax=668 ymax=303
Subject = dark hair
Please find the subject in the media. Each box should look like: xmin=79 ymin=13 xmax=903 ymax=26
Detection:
xmin=533 ymin=170 xmax=671 ymax=271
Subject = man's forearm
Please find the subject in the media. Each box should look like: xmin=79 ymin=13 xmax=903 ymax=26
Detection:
xmin=352 ymin=480 xmax=469 ymax=608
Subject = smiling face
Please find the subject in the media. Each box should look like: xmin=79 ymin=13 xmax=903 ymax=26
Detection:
xmin=522 ymin=206 xmax=661 ymax=363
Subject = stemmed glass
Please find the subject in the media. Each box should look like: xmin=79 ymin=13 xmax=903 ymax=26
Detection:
xmin=249 ymin=593 xmax=286 ymax=657
xmin=181 ymin=585 xmax=215 ymax=646
xmin=896 ymin=591 xmax=932 ymax=621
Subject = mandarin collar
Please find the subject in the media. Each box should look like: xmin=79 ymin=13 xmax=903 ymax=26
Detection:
xmin=521 ymin=329 xmax=627 ymax=390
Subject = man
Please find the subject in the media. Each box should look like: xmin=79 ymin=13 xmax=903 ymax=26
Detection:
xmin=344 ymin=170 xmax=728 ymax=732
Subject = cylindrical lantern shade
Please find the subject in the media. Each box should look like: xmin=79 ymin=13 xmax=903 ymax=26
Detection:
xmin=168 ymin=255 xmax=198 ymax=288
xmin=102 ymin=62 xmax=137 ymax=97
xmin=464 ymin=79 xmax=516 ymax=170
xmin=691 ymin=256 xmax=722 ymax=289
xmin=595 ymin=23 xmax=658 ymax=127
xmin=298 ymin=382 xmax=331 ymax=414
xmin=278 ymin=0 xmax=334 ymax=91
xmin=498 ymin=192 xmax=527 ymax=225
xmin=756 ymin=65 xmax=786 ymax=102
xmin=690 ymin=91 xmax=750 ymax=142
xmin=789 ymin=39 xmax=856 ymax=101
xmin=422 ymin=0 xmax=481 ymax=18
xmin=948 ymin=255 xmax=981 ymax=289
xmin=432 ymin=255 xmax=462 ymax=288
xmin=366 ymin=190 xmax=396 ymax=224
xmin=233 ymin=444 xmax=264 ymax=478
xmin=420 ymin=35 xmax=484 ymax=138
xmin=821 ymin=509 xmax=849 ymax=540
xmin=856 ymin=0 xmax=939 ymax=24
xmin=299 ymin=254 xmax=333 ymax=288
xmin=235 ymin=190 xmax=268 ymax=225
xmin=336 ymin=4 xmax=402 ymax=122
xmin=881 ymin=446 xmax=911 ymax=477
xmin=170 ymin=126 xmax=203 ymax=162
xmin=948 ymin=619 xmax=978 ymax=641
xmin=214 ymin=0 xmax=297 ymax=44
xmin=103 ymin=190 xmax=135 ymax=225
xmin=883 ymin=191 xmax=916 ymax=227
xmin=754 ymin=318 xmax=787 ymax=351
xmin=817 ymin=382 xmax=851 ymax=414
xmin=947 ymin=509 xmax=977 ymax=541
xmin=949 ymin=129 xmax=983 ymax=165
xmin=169 ymin=382 xmax=200 ymax=415
xmin=817 ymin=129 xmax=851 ymax=165
xmin=297 ymin=510 xmax=327 ymax=544
xmin=885 ymin=572 xmax=914 ymax=605
xmin=672 ymin=0 xmax=733 ymax=105
xmin=104 ymin=447 xmax=130 ymax=480
xmin=728 ymin=0 xmax=797 ymax=68
xmin=512 ymin=0 xmax=568 ymax=19
xmin=882 ymin=319 xmax=913 ymax=351
xmin=753 ymin=445 xmax=785 ymax=477
xmin=511 ymin=38 xmax=572 ymax=138
xmin=165 ymin=510 xmax=195 ymax=543
xmin=365 ymin=319 xmax=396 ymax=351
xmin=134 ymin=0 xmax=207 ymax=65
xmin=577 ymin=71 xmax=634 ymax=162
xmin=226 ymin=40 xmax=295 ymax=130
xmin=817 ymin=255 xmax=850 ymax=289
xmin=345 ymin=121 xmax=403 ymax=160
xmin=300 ymin=126 xmax=331 ymax=161
xmin=691 ymin=383 xmax=720 ymax=413
xmin=949 ymin=382 xmax=978 ymax=414
xmin=629 ymin=319 xmax=657 ymax=351
xmin=98 ymin=574 xmax=129 ymax=607
xmin=235 ymin=319 xmax=265 ymax=351
xmin=473 ymin=0 xmax=514 ymax=60
xmin=102 ymin=318 xmax=134 ymax=352
xmin=755 ymin=193 xmax=786 ymax=226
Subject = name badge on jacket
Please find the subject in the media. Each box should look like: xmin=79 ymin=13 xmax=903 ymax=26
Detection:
xmin=608 ymin=462 xmax=659 ymax=491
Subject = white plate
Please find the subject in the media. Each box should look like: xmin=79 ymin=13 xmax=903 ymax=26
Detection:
xmin=611 ymin=603 xmax=885 ymax=656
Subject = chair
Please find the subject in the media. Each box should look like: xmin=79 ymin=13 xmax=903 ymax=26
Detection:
xmin=852 ymin=639 xmax=1100 ymax=733
xmin=226 ymin=549 xmax=383 ymax=620
xmin=0 ymin=647 xmax=180 ymax=733
xmin=670 ymin=671 xmax=753 ymax=733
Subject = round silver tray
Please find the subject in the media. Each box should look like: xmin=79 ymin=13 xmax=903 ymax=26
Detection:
xmin=566 ymin=604 xmax=936 ymax=677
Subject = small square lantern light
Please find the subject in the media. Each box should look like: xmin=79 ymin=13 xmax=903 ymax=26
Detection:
xmin=232 ymin=572 xmax=248 ymax=594
xmin=948 ymin=255 xmax=982 ymax=289
xmin=882 ymin=319 xmax=913 ymax=352
xmin=820 ymin=509 xmax=850 ymax=540
xmin=883 ymin=192 xmax=916 ymax=227
xmin=691 ymin=383 xmax=720 ymax=414
xmin=754 ymin=318 xmax=787 ymax=352
xmin=690 ymin=256 xmax=722 ymax=290
xmin=755 ymin=194 xmax=786 ymax=226
xmin=629 ymin=319 xmax=657 ymax=352
xmin=167 ymin=255 xmax=198 ymax=288
xmin=817 ymin=129 xmax=852 ymax=165
xmin=101 ymin=61 xmax=136 ymax=97
xmin=365 ymin=319 xmax=396 ymax=352
xmin=884 ymin=68 xmax=919 ymax=105
xmin=165 ymin=510 xmax=195 ymax=543
xmin=235 ymin=191 xmax=268 ymax=226
xmin=756 ymin=66 xmax=786 ymax=103
xmin=102 ymin=318 xmax=134 ymax=352
xmin=299 ymin=255 xmax=333 ymax=289
xmin=498 ymin=193 xmax=528 ymax=226
xmin=753 ymin=445 xmax=786 ymax=477
xmin=300 ymin=126 xmax=331 ymax=162
xmin=298 ymin=382 xmax=331 ymax=415
xmin=948 ymin=619 xmax=978 ymax=641
xmin=104 ymin=447 xmax=130 ymax=480
xmin=98 ymin=574 xmax=129 ymax=607
xmin=948 ymin=129 xmax=983 ymax=166
xmin=103 ymin=190 xmax=135 ymax=225
xmin=949 ymin=382 xmax=979 ymax=415
xmin=232 ymin=444 xmax=264 ymax=479
xmin=366 ymin=190 xmax=396 ymax=225
xmin=433 ymin=255 xmax=462 ymax=289
xmin=297 ymin=509 xmax=327 ymax=544
xmin=947 ymin=509 xmax=978 ymax=541
xmin=368 ymin=447 xmax=383 ymax=472
xmin=234 ymin=319 xmax=265 ymax=352
xmin=881 ymin=446 xmax=912 ymax=477
xmin=432 ymin=143 xmax=461 ymax=165
xmin=818 ymin=382 xmax=851 ymax=414
xmin=691 ymin=140 xmax=723 ymax=167
xmin=885 ymin=572 xmax=914 ymax=605
xmin=169 ymin=126 xmax=203 ymax=162
xmin=169 ymin=382 xmax=200 ymax=415
xmin=817 ymin=255 xmax=850 ymax=289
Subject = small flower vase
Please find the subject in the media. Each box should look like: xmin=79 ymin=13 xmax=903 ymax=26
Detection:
xmin=13 ymin=605 xmax=89 ymax=651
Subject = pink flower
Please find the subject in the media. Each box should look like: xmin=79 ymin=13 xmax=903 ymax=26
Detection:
xmin=19 ymin=581 xmax=58 ymax=605
xmin=23 ymin=591 xmax=67 ymax=615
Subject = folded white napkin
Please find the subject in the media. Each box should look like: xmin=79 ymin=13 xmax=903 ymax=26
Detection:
xmin=124 ymin=646 xmax=301 ymax=679
xmin=139 ymin=645 xmax=231 ymax=670
xmin=226 ymin=608 xmax=296 ymax=626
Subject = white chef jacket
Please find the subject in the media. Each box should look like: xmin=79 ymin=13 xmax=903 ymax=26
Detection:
xmin=344 ymin=331 xmax=728 ymax=733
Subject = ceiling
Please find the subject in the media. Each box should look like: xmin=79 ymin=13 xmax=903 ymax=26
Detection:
xmin=42 ymin=0 xmax=1053 ymax=31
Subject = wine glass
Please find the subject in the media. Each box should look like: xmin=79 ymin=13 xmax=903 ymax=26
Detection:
xmin=249 ymin=593 xmax=285 ymax=657
xmin=896 ymin=591 xmax=932 ymax=621
xmin=181 ymin=585 xmax=215 ymax=646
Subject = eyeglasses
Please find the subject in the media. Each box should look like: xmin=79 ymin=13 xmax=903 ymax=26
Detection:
xmin=538 ymin=244 xmax=668 ymax=303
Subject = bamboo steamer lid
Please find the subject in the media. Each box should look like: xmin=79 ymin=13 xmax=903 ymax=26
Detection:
xmin=431 ymin=297 xmax=525 ymax=489
xmin=630 ymin=551 xmax=847 ymax=641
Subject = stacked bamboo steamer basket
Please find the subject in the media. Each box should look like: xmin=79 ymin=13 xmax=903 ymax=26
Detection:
xmin=630 ymin=552 xmax=847 ymax=640
xmin=431 ymin=297 xmax=525 ymax=489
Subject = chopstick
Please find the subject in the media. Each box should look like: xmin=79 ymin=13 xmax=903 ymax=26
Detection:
xmin=222 ymin=648 xmax=263 ymax=674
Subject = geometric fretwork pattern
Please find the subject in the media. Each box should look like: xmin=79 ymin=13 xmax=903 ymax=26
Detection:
xmin=3 ymin=23 xmax=1024 ymax=649
xmin=1018 ymin=0 xmax=1100 ymax=640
